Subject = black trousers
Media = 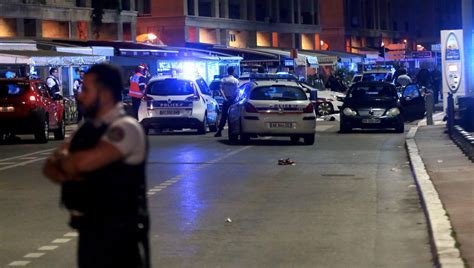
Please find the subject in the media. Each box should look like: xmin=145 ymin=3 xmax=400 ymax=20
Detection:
xmin=78 ymin=221 xmax=149 ymax=268
xmin=131 ymin=97 xmax=141 ymax=120
xmin=218 ymin=99 xmax=235 ymax=131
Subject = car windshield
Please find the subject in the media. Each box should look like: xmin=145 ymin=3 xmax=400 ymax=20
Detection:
xmin=362 ymin=73 xmax=387 ymax=82
xmin=349 ymin=84 xmax=397 ymax=99
xmin=147 ymin=79 xmax=194 ymax=96
xmin=0 ymin=81 xmax=29 ymax=97
xmin=250 ymin=86 xmax=307 ymax=101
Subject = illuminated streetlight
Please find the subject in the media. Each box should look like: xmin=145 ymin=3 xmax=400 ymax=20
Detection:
xmin=147 ymin=33 xmax=157 ymax=41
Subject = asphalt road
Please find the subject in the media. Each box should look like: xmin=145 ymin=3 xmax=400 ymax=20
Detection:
xmin=0 ymin=121 xmax=433 ymax=268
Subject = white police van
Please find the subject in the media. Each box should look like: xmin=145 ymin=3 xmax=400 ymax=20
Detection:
xmin=138 ymin=75 xmax=220 ymax=134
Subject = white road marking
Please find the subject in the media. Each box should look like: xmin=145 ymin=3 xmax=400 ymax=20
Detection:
xmin=316 ymin=125 xmax=334 ymax=132
xmin=18 ymin=157 xmax=38 ymax=160
xmin=147 ymin=192 xmax=156 ymax=195
xmin=160 ymin=182 xmax=174 ymax=186
xmin=0 ymin=162 xmax=15 ymax=165
xmin=0 ymin=149 xmax=54 ymax=163
xmin=52 ymin=238 xmax=71 ymax=243
xmin=38 ymin=245 xmax=58 ymax=251
xmin=153 ymin=186 xmax=167 ymax=189
xmin=0 ymin=157 xmax=47 ymax=172
xmin=166 ymin=179 xmax=180 ymax=183
xmin=149 ymin=188 xmax=162 ymax=192
xmin=24 ymin=253 xmax=45 ymax=258
xmin=8 ymin=261 xmax=30 ymax=266
xmin=63 ymin=232 xmax=78 ymax=237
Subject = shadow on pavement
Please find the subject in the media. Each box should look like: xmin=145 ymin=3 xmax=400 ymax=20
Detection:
xmin=217 ymin=138 xmax=309 ymax=147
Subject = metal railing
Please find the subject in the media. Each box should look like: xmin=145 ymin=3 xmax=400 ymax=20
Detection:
xmin=450 ymin=125 xmax=474 ymax=162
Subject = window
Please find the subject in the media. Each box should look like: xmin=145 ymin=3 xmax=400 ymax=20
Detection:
xmin=136 ymin=0 xmax=151 ymax=14
xmin=403 ymin=85 xmax=420 ymax=99
xmin=187 ymin=0 xmax=195 ymax=15
xmin=0 ymin=82 xmax=28 ymax=97
xmin=250 ymin=86 xmax=307 ymax=101
xmin=196 ymin=78 xmax=211 ymax=95
xmin=349 ymin=84 xmax=397 ymax=99
xmin=36 ymin=83 xmax=51 ymax=98
xmin=147 ymin=79 xmax=194 ymax=96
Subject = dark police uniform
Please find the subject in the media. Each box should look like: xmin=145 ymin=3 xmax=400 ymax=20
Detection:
xmin=62 ymin=104 xmax=149 ymax=268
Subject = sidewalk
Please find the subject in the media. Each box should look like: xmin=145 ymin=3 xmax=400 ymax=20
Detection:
xmin=415 ymin=124 xmax=474 ymax=266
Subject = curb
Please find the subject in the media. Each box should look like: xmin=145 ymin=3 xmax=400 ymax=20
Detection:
xmin=406 ymin=121 xmax=464 ymax=267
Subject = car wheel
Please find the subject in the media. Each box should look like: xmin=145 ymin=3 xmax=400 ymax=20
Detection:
xmin=290 ymin=136 xmax=300 ymax=143
xmin=53 ymin=117 xmax=65 ymax=140
xmin=197 ymin=115 xmax=207 ymax=135
xmin=228 ymin=120 xmax=238 ymax=142
xmin=395 ymin=123 xmax=405 ymax=133
xmin=303 ymin=134 xmax=315 ymax=145
xmin=209 ymin=111 xmax=220 ymax=132
xmin=35 ymin=114 xmax=49 ymax=143
xmin=317 ymin=102 xmax=334 ymax=116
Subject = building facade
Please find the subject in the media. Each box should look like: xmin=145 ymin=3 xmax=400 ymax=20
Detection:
xmin=0 ymin=0 xmax=137 ymax=41
xmin=136 ymin=0 xmax=321 ymax=50
xmin=319 ymin=0 xmax=423 ymax=53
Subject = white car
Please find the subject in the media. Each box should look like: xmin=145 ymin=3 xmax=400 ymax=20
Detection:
xmin=138 ymin=75 xmax=220 ymax=134
xmin=228 ymin=80 xmax=316 ymax=145
xmin=300 ymin=82 xmax=346 ymax=115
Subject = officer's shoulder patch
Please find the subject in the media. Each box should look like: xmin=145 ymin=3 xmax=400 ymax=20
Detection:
xmin=107 ymin=126 xmax=125 ymax=142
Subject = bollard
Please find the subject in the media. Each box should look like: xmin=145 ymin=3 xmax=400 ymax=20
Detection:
xmin=447 ymin=93 xmax=455 ymax=135
xmin=425 ymin=90 xmax=434 ymax=125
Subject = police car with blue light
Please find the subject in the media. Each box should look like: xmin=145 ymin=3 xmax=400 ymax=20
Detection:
xmin=138 ymin=74 xmax=220 ymax=134
xmin=227 ymin=80 xmax=316 ymax=145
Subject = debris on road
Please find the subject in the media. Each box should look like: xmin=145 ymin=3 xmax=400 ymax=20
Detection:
xmin=437 ymin=159 xmax=444 ymax=163
xmin=278 ymin=158 xmax=296 ymax=166
xmin=390 ymin=167 xmax=400 ymax=172
xmin=226 ymin=218 xmax=232 ymax=223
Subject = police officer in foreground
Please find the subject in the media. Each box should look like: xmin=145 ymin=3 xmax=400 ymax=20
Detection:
xmin=214 ymin=66 xmax=240 ymax=137
xmin=43 ymin=64 xmax=149 ymax=268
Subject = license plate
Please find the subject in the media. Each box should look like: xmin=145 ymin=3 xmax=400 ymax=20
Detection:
xmin=362 ymin=118 xmax=381 ymax=124
xmin=269 ymin=122 xmax=294 ymax=128
xmin=0 ymin=106 xmax=14 ymax=112
xmin=159 ymin=110 xmax=180 ymax=115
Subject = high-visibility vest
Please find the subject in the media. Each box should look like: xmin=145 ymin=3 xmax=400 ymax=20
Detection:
xmin=129 ymin=73 xmax=144 ymax=98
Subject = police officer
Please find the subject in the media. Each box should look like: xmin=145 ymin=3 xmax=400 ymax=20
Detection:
xmin=129 ymin=64 xmax=148 ymax=119
xmin=43 ymin=64 xmax=149 ymax=268
xmin=73 ymin=70 xmax=85 ymax=123
xmin=214 ymin=66 xmax=240 ymax=137
xmin=46 ymin=67 xmax=62 ymax=98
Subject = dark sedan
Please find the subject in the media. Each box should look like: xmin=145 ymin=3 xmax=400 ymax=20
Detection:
xmin=340 ymin=82 xmax=425 ymax=133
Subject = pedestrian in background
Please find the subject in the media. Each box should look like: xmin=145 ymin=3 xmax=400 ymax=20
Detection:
xmin=73 ymin=70 xmax=85 ymax=123
xmin=215 ymin=66 xmax=240 ymax=137
xmin=46 ymin=67 xmax=62 ymax=98
xmin=396 ymin=68 xmax=413 ymax=87
xmin=431 ymin=66 xmax=442 ymax=104
xmin=43 ymin=64 xmax=150 ymax=268
xmin=129 ymin=64 xmax=148 ymax=119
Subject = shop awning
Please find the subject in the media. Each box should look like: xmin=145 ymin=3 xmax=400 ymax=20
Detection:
xmin=315 ymin=50 xmax=365 ymax=64
xmin=254 ymin=48 xmax=308 ymax=67
xmin=0 ymin=50 xmax=107 ymax=66
xmin=186 ymin=44 xmax=280 ymax=64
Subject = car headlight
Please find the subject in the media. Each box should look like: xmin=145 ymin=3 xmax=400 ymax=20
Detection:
xmin=343 ymin=107 xmax=357 ymax=116
xmin=386 ymin=107 xmax=401 ymax=117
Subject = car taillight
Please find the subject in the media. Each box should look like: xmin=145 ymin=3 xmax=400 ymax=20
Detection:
xmin=244 ymin=102 xmax=258 ymax=113
xmin=303 ymin=103 xmax=314 ymax=113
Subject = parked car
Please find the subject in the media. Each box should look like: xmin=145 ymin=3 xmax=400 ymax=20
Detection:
xmin=0 ymin=78 xmax=65 ymax=143
xmin=300 ymin=82 xmax=345 ymax=116
xmin=228 ymin=80 xmax=316 ymax=145
xmin=138 ymin=75 xmax=220 ymax=134
xmin=340 ymin=81 xmax=425 ymax=133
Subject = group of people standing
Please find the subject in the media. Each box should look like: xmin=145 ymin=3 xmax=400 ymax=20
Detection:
xmin=394 ymin=65 xmax=443 ymax=104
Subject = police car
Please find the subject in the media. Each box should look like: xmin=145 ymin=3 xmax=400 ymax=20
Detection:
xmin=138 ymin=75 xmax=220 ymax=134
xmin=227 ymin=80 xmax=316 ymax=145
